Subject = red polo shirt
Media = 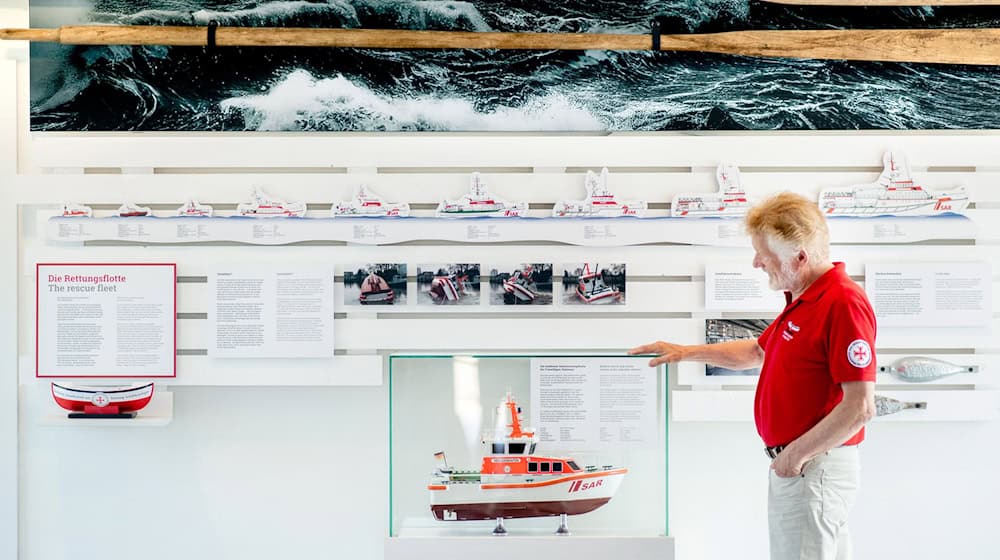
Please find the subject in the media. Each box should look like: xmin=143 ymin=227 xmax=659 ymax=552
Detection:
xmin=755 ymin=262 xmax=877 ymax=447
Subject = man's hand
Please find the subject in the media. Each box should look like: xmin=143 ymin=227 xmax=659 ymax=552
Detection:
xmin=771 ymin=449 xmax=809 ymax=478
xmin=629 ymin=341 xmax=688 ymax=367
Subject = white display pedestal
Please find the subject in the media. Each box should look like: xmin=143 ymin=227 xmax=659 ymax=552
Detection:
xmin=385 ymin=535 xmax=674 ymax=560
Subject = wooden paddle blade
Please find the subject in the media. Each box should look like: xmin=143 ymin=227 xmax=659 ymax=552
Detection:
xmin=761 ymin=0 xmax=1000 ymax=5
xmin=659 ymin=28 xmax=1000 ymax=65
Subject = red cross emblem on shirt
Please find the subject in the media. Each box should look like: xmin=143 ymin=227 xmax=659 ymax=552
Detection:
xmin=847 ymin=339 xmax=872 ymax=368
xmin=853 ymin=346 xmax=869 ymax=362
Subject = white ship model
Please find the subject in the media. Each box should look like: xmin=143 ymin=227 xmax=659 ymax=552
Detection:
xmin=429 ymin=393 xmax=626 ymax=534
xmin=672 ymin=164 xmax=750 ymax=217
xmin=331 ymin=185 xmax=410 ymax=217
xmin=114 ymin=202 xmax=151 ymax=217
xmin=552 ymin=168 xmax=646 ymax=218
xmin=176 ymin=199 xmax=213 ymax=217
xmin=819 ymin=151 xmax=969 ymax=217
xmin=237 ymin=188 xmax=307 ymax=217
xmin=436 ymin=173 xmax=527 ymax=218
xmin=576 ymin=263 xmax=621 ymax=304
xmin=60 ymin=202 xmax=92 ymax=217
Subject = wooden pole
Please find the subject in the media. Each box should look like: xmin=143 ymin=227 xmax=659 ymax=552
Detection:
xmin=3 ymin=25 xmax=1000 ymax=65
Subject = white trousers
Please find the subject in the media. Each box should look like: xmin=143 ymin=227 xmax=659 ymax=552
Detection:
xmin=768 ymin=446 xmax=860 ymax=560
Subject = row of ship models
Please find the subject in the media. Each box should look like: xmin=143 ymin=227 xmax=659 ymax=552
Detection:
xmin=428 ymin=392 xmax=627 ymax=524
xmin=59 ymin=151 xmax=970 ymax=219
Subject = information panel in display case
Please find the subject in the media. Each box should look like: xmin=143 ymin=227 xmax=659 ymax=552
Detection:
xmin=388 ymin=355 xmax=667 ymax=539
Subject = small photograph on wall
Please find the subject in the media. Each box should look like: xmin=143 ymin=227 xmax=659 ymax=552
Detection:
xmin=417 ymin=264 xmax=480 ymax=306
xmin=343 ymin=264 xmax=407 ymax=306
xmin=487 ymin=264 xmax=553 ymax=305
xmin=562 ymin=263 xmax=625 ymax=305
xmin=705 ymin=319 xmax=772 ymax=376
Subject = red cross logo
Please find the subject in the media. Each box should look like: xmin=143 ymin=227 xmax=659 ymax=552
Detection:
xmin=847 ymin=340 xmax=872 ymax=368
xmin=853 ymin=346 xmax=869 ymax=362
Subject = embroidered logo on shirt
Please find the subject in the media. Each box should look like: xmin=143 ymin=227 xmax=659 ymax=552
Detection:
xmin=847 ymin=339 xmax=872 ymax=368
xmin=781 ymin=320 xmax=800 ymax=341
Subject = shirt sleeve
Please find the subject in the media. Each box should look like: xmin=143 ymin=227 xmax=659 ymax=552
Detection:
xmin=757 ymin=319 xmax=776 ymax=349
xmin=827 ymin=291 xmax=878 ymax=383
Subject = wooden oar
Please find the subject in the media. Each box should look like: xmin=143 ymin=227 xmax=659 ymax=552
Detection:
xmin=762 ymin=0 xmax=1000 ymax=5
xmin=3 ymin=25 xmax=1000 ymax=65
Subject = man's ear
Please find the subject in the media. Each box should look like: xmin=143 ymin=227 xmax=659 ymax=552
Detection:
xmin=797 ymin=250 xmax=808 ymax=263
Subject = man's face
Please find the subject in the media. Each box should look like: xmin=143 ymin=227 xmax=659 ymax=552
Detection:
xmin=751 ymin=234 xmax=800 ymax=292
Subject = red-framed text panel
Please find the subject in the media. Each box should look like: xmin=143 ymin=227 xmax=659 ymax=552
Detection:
xmin=36 ymin=263 xmax=177 ymax=378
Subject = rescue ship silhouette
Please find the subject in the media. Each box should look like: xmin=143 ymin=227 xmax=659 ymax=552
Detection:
xmin=819 ymin=151 xmax=969 ymax=216
xmin=672 ymin=163 xmax=750 ymax=217
xmin=428 ymin=393 xmax=627 ymax=527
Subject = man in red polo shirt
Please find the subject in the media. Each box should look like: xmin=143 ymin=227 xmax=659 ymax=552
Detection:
xmin=631 ymin=192 xmax=876 ymax=560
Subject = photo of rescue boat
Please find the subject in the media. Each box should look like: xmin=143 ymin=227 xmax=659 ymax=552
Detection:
xmin=418 ymin=264 xmax=480 ymax=305
xmin=331 ymin=185 xmax=410 ymax=217
xmin=436 ymin=173 xmax=526 ymax=217
xmin=489 ymin=264 xmax=553 ymax=305
xmin=344 ymin=264 xmax=406 ymax=306
xmin=562 ymin=263 xmax=625 ymax=305
xmin=552 ymin=168 xmax=646 ymax=218
xmin=819 ymin=151 xmax=969 ymax=217
xmin=671 ymin=163 xmax=751 ymax=217
xmin=428 ymin=393 xmax=626 ymax=534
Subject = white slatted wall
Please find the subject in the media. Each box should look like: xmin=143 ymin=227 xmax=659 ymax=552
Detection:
xmin=4 ymin=8 xmax=1000 ymax=560
xmin=15 ymin=148 xmax=1000 ymax=413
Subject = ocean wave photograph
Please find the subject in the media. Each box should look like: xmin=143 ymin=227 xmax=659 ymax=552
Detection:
xmin=27 ymin=0 xmax=1000 ymax=131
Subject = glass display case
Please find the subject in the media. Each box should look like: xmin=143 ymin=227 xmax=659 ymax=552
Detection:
xmin=389 ymin=354 xmax=668 ymax=538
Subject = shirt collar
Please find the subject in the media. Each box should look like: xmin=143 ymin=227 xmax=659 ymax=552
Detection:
xmin=786 ymin=262 xmax=845 ymax=304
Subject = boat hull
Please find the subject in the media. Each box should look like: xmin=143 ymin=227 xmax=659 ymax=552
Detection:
xmin=430 ymin=468 xmax=626 ymax=521
xmin=432 ymin=497 xmax=611 ymax=521
xmin=503 ymin=281 xmax=536 ymax=303
xmin=360 ymin=289 xmax=394 ymax=304
xmin=577 ymin=288 xmax=620 ymax=304
xmin=51 ymin=382 xmax=154 ymax=413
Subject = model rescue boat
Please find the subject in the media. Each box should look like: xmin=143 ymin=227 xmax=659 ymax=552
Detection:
xmin=51 ymin=382 xmax=154 ymax=415
xmin=428 ymin=393 xmax=626 ymax=532
xmin=819 ymin=151 xmax=969 ymax=216
xmin=552 ymin=168 xmax=646 ymax=218
xmin=436 ymin=173 xmax=526 ymax=217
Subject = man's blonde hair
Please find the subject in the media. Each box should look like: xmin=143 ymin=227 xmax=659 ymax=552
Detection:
xmin=745 ymin=192 xmax=830 ymax=261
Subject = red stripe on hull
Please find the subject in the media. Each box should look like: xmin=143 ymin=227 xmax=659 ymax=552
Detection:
xmin=431 ymin=497 xmax=611 ymax=521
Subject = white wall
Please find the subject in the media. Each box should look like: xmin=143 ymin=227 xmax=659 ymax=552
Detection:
xmin=4 ymin=4 xmax=1000 ymax=560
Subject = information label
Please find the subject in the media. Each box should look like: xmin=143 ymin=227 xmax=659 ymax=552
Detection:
xmin=530 ymin=356 xmax=657 ymax=449
xmin=865 ymin=262 xmax=992 ymax=328
xmin=209 ymin=268 xmax=334 ymax=358
xmin=36 ymin=263 xmax=176 ymax=378
xmin=705 ymin=263 xmax=786 ymax=311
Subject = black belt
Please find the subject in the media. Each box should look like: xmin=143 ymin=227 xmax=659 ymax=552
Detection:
xmin=764 ymin=445 xmax=786 ymax=459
